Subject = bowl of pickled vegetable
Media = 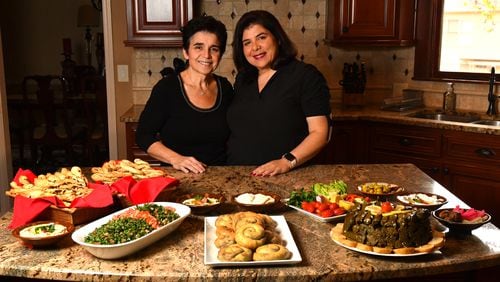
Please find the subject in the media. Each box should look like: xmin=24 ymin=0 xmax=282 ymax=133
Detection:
xmin=71 ymin=202 xmax=190 ymax=259
xmin=432 ymin=206 xmax=491 ymax=233
xmin=176 ymin=193 xmax=225 ymax=214
xmin=357 ymin=182 xmax=404 ymax=197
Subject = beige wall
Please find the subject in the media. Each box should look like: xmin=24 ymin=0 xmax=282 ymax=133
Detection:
xmin=110 ymin=0 xmax=134 ymax=160
xmin=1 ymin=0 xmax=497 ymax=164
xmin=125 ymin=0 xmax=496 ymax=118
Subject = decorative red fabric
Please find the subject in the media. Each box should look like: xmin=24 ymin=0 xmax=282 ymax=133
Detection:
xmin=110 ymin=176 xmax=179 ymax=205
xmin=8 ymin=169 xmax=115 ymax=229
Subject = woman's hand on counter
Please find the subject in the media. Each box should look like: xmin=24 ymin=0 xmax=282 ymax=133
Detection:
xmin=251 ymin=159 xmax=291 ymax=177
xmin=170 ymin=156 xmax=207 ymax=174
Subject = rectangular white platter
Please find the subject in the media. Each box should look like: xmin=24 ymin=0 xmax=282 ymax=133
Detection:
xmin=285 ymin=201 xmax=346 ymax=223
xmin=204 ymin=215 xmax=302 ymax=267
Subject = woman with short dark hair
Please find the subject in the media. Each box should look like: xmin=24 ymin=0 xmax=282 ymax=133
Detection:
xmin=227 ymin=10 xmax=331 ymax=176
xmin=136 ymin=16 xmax=233 ymax=173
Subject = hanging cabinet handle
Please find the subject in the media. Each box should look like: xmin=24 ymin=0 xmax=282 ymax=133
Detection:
xmin=475 ymin=148 xmax=496 ymax=157
xmin=399 ymin=138 xmax=412 ymax=146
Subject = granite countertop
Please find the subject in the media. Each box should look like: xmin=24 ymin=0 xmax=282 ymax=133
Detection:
xmin=1 ymin=164 xmax=499 ymax=281
xmin=120 ymin=104 xmax=500 ymax=135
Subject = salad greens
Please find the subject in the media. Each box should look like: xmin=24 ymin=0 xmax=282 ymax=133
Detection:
xmin=287 ymin=180 xmax=348 ymax=207
xmin=312 ymin=180 xmax=347 ymax=197
xmin=287 ymin=188 xmax=316 ymax=207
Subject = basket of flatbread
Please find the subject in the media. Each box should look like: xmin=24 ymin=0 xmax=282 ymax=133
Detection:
xmin=90 ymin=159 xmax=165 ymax=184
xmin=7 ymin=166 xmax=92 ymax=203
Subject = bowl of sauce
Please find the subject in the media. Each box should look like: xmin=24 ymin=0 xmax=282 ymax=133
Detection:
xmin=12 ymin=221 xmax=74 ymax=247
xmin=177 ymin=193 xmax=225 ymax=214
xmin=233 ymin=191 xmax=281 ymax=213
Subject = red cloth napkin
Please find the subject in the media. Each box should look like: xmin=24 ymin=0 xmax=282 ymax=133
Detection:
xmin=8 ymin=169 xmax=115 ymax=229
xmin=110 ymin=176 xmax=179 ymax=205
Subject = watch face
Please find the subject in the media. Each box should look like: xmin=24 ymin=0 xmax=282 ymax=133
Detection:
xmin=284 ymin=153 xmax=296 ymax=162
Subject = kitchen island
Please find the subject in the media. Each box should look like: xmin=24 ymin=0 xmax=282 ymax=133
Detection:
xmin=1 ymin=164 xmax=499 ymax=281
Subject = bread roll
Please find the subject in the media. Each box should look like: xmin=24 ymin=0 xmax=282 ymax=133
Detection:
xmin=215 ymin=214 xmax=235 ymax=230
xmin=264 ymin=230 xmax=283 ymax=245
xmin=393 ymin=247 xmax=415 ymax=255
xmin=372 ymin=246 xmax=393 ymax=254
xmin=235 ymin=223 xmax=267 ymax=249
xmin=217 ymin=244 xmax=253 ymax=262
xmin=253 ymin=244 xmax=292 ymax=261
xmin=234 ymin=213 xmax=265 ymax=230
xmin=415 ymin=244 xmax=435 ymax=253
xmin=428 ymin=236 xmax=445 ymax=248
xmin=340 ymin=238 xmax=358 ymax=248
xmin=356 ymin=243 xmax=373 ymax=252
xmin=215 ymin=226 xmax=234 ymax=237
xmin=215 ymin=233 xmax=236 ymax=248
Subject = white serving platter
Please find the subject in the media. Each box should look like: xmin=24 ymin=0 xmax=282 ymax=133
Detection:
xmin=71 ymin=202 xmax=190 ymax=259
xmin=332 ymin=236 xmax=443 ymax=257
xmin=204 ymin=215 xmax=302 ymax=267
xmin=285 ymin=200 xmax=346 ymax=223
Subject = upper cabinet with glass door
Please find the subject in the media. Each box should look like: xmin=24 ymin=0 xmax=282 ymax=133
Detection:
xmin=325 ymin=0 xmax=417 ymax=46
xmin=414 ymin=0 xmax=500 ymax=82
xmin=124 ymin=0 xmax=194 ymax=47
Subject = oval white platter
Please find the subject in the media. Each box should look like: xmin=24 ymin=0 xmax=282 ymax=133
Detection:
xmin=72 ymin=202 xmax=190 ymax=259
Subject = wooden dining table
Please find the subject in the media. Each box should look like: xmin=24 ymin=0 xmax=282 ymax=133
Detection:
xmin=0 ymin=164 xmax=499 ymax=281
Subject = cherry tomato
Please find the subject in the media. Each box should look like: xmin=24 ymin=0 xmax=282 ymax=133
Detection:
xmin=316 ymin=203 xmax=329 ymax=212
xmin=364 ymin=197 xmax=371 ymax=202
xmin=312 ymin=201 xmax=321 ymax=209
xmin=333 ymin=207 xmax=346 ymax=216
xmin=320 ymin=209 xmax=336 ymax=218
xmin=345 ymin=194 xmax=361 ymax=202
xmin=381 ymin=202 xmax=393 ymax=213
xmin=329 ymin=203 xmax=339 ymax=210
xmin=301 ymin=201 xmax=315 ymax=213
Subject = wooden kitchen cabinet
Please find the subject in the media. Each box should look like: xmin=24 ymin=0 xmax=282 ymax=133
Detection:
xmin=312 ymin=120 xmax=366 ymax=164
xmin=326 ymin=0 xmax=416 ymax=46
xmin=124 ymin=0 xmax=194 ymax=47
xmin=367 ymin=122 xmax=500 ymax=226
xmin=125 ymin=122 xmax=161 ymax=165
xmin=441 ymin=131 xmax=500 ymax=223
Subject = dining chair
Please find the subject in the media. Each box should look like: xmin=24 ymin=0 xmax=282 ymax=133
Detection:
xmin=22 ymin=75 xmax=85 ymax=168
xmin=77 ymin=74 xmax=108 ymax=165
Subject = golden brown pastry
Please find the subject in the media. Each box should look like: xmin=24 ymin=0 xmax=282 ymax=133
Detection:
xmin=217 ymin=244 xmax=253 ymax=262
xmin=235 ymin=223 xmax=267 ymax=249
xmin=253 ymin=244 xmax=292 ymax=261
xmin=261 ymin=214 xmax=278 ymax=230
xmin=372 ymin=246 xmax=393 ymax=254
xmin=234 ymin=212 xmax=265 ymax=230
xmin=393 ymin=247 xmax=415 ymax=255
xmin=215 ymin=233 xmax=236 ymax=248
xmin=264 ymin=230 xmax=283 ymax=245
xmin=215 ymin=226 xmax=235 ymax=237
xmin=215 ymin=214 xmax=235 ymax=230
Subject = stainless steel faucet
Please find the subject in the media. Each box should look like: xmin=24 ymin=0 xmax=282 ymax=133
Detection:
xmin=486 ymin=67 xmax=497 ymax=116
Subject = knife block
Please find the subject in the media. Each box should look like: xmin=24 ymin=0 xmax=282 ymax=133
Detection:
xmin=342 ymin=91 xmax=365 ymax=107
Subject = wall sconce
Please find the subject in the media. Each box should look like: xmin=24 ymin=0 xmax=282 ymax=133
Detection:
xmin=77 ymin=4 xmax=100 ymax=66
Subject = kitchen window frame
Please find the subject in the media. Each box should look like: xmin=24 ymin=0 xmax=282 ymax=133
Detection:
xmin=413 ymin=0 xmax=500 ymax=83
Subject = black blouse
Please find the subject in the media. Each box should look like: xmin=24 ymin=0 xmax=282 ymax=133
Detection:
xmin=227 ymin=59 xmax=331 ymax=165
xmin=136 ymin=74 xmax=234 ymax=165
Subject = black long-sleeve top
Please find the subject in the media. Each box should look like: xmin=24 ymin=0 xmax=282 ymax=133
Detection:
xmin=136 ymin=74 xmax=234 ymax=165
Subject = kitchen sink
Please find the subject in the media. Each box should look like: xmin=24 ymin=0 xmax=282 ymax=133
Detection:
xmin=470 ymin=120 xmax=500 ymax=126
xmin=409 ymin=111 xmax=481 ymax=123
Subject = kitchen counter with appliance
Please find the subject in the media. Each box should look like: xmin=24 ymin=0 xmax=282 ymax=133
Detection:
xmin=120 ymin=104 xmax=500 ymax=136
xmin=1 ymin=164 xmax=499 ymax=281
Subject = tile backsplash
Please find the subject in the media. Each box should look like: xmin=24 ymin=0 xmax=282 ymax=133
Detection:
xmin=131 ymin=0 xmax=495 ymax=113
